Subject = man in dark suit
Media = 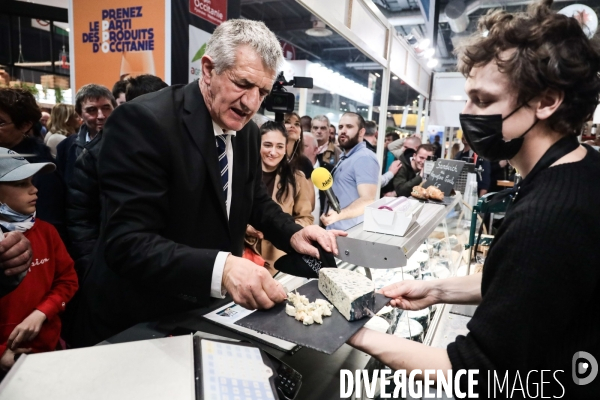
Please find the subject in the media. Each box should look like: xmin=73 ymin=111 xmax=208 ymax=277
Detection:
xmin=66 ymin=19 xmax=343 ymax=347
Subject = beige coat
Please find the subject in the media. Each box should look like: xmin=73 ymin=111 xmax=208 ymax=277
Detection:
xmin=246 ymin=171 xmax=314 ymax=275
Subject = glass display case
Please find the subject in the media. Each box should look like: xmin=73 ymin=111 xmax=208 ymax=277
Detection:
xmin=275 ymin=193 xmax=478 ymax=399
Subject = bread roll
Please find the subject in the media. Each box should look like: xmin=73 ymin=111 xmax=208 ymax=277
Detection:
xmin=426 ymin=186 xmax=444 ymax=201
xmin=411 ymin=186 xmax=428 ymax=200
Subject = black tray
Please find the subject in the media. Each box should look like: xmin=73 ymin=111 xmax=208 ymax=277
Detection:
xmin=235 ymin=280 xmax=391 ymax=355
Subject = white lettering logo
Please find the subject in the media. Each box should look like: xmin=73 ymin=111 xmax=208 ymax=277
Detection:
xmin=573 ymin=351 xmax=598 ymax=386
xmin=31 ymin=258 xmax=50 ymax=267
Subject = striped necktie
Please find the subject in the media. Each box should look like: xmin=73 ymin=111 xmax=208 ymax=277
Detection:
xmin=216 ymin=134 xmax=228 ymax=206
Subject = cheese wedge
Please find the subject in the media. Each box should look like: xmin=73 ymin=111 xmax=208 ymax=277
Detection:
xmin=318 ymin=268 xmax=375 ymax=321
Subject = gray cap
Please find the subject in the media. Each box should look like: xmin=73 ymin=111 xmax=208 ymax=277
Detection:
xmin=0 ymin=147 xmax=55 ymax=182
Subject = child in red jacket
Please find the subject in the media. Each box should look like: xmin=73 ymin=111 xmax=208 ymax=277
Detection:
xmin=0 ymin=148 xmax=78 ymax=373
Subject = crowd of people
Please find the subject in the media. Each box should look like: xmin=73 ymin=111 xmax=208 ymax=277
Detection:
xmin=0 ymin=13 xmax=485 ymax=372
xmin=0 ymin=73 xmax=171 ymax=372
xmin=0 ymin=18 xmax=443 ymax=372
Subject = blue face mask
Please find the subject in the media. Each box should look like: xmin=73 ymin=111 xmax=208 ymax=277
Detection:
xmin=0 ymin=203 xmax=33 ymax=222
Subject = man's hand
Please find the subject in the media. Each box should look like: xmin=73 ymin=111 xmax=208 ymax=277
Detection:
xmin=320 ymin=210 xmax=341 ymax=227
xmin=7 ymin=309 xmax=47 ymax=350
xmin=222 ymin=255 xmax=286 ymax=310
xmin=290 ymin=224 xmax=346 ymax=258
xmin=388 ymin=160 xmax=402 ymax=175
xmin=380 ymin=280 xmax=440 ymax=310
xmin=245 ymin=225 xmax=264 ymax=239
xmin=0 ymin=347 xmax=31 ymax=371
xmin=0 ymin=231 xmax=33 ymax=276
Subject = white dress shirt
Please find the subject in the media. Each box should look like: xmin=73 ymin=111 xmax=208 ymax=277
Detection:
xmin=210 ymin=121 xmax=237 ymax=298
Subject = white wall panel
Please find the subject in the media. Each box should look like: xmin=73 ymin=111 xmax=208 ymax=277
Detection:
xmin=430 ymin=72 xmax=468 ymax=127
xmin=297 ymin=0 xmax=387 ymax=66
xmin=405 ymin=56 xmax=420 ymax=89
xmin=350 ymin=0 xmax=387 ymax=60
xmin=389 ymin=37 xmax=407 ymax=79
xmin=431 ymin=72 xmax=467 ymax=100
xmin=430 ymin=100 xmax=465 ymax=127
xmin=419 ymin=67 xmax=431 ymax=95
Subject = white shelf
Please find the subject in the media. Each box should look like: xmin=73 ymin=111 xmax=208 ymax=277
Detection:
xmin=335 ymin=193 xmax=462 ymax=269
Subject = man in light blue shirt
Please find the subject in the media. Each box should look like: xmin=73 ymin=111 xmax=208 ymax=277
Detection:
xmin=321 ymin=112 xmax=379 ymax=231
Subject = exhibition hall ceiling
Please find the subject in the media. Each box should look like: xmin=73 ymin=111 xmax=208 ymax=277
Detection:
xmin=13 ymin=0 xmax=600 ymax=106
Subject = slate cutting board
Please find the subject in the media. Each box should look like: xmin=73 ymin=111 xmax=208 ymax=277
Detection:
xmin=235 ymin=280 xmax=391 ymax=355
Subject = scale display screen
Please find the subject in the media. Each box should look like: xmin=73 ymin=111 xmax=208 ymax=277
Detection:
xmin=201 ymin=339 xmax=275 ymax=400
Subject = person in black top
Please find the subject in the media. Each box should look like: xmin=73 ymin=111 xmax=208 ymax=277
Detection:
xmin=363 ymin=120 xmax=378 ymax=153
xmin=284 ymin=112 xmax=313 ymax=180
xmin=431 ymin=135 xmax=442 ymax=158
xmin=455 ymin=136 xmax=492 ymax=196
xmin=348 ymin=1 xmax=600 ymax=398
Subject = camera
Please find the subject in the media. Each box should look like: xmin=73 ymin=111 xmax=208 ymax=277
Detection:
xmin=264 ymin=72 xmax=313 ymax=121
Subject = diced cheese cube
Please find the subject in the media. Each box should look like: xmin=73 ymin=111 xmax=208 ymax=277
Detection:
xmin=311 ymin=310 xmax=323 ymax=324
xmin=285 ymin=304 xmax=296 ymax=317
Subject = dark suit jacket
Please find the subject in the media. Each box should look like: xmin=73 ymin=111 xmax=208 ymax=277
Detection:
xmin=66 ymin=82 xmax=302 ymax=347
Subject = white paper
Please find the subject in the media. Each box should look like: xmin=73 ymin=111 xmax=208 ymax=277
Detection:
xmin=204 ymin=303 xmax=297 ymax=351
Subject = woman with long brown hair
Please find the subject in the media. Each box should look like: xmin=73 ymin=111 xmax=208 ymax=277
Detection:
xmin=284 ymin=112 xmax=314 ymax=179
xmin=44 ymin=104 xmax=80 ymax=158
xmin=245 ymin=121 xmax=314 ymax=275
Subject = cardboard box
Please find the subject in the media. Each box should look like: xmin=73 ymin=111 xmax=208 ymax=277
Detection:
xmin=363 ymin=197 xmax=424 ymax=236
xmin=9 ymin=81 xmax=36 ymax=90
xmin=41 ymin=75 xmax=70 ymax=89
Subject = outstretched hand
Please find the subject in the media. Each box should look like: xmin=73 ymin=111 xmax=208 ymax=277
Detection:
xmin=380 ymin=280 xmax=440 ymax=310
xmin=290 ymin=225 xmax=347 ymax=258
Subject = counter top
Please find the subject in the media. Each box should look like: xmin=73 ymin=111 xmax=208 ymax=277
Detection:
xmin=102 ymin=299 xmax=372 ymax=400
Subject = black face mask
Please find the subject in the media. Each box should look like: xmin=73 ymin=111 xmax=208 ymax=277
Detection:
xmin=459 ymin=104 xmax=538 ymax=162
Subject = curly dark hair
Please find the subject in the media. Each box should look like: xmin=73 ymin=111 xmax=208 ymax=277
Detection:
xmin=456 ymin=0 xmax=600 ymax=136
xmin=0 ymin=88 xmax=42 ymax=130
xmin=260 ymin=121 xmax=297 ymax=204
xmin=112 ymin=79 xmax=128 ymax=99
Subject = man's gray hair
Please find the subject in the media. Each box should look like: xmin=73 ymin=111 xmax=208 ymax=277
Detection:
xmin=312 ymin=115 xmax=330 ymax=126
xmin=205 ymin=19 xmax=283 ymax=75
xmin=303 ymin=131 xmax=318 ymax=147
xmin=364 ymin=120 xmax=377 ymax=137
xmin=75 ymin=84 xmax=116 ymax=115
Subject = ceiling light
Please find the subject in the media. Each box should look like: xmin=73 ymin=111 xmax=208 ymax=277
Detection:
xmin=306 ymin=19 xmax=332 ymax=37
xmin=417 ymin=39 xmax=431 ymax=49
xmin=392 ymin=76 xmax=399 ymax=80
xmin=427 ymin=58 xmax=439 ymax=68
xmin=374 ymin=72 xmax=381 ymax=78
xmin=423 ymin=48 xmax=435 ymax=58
